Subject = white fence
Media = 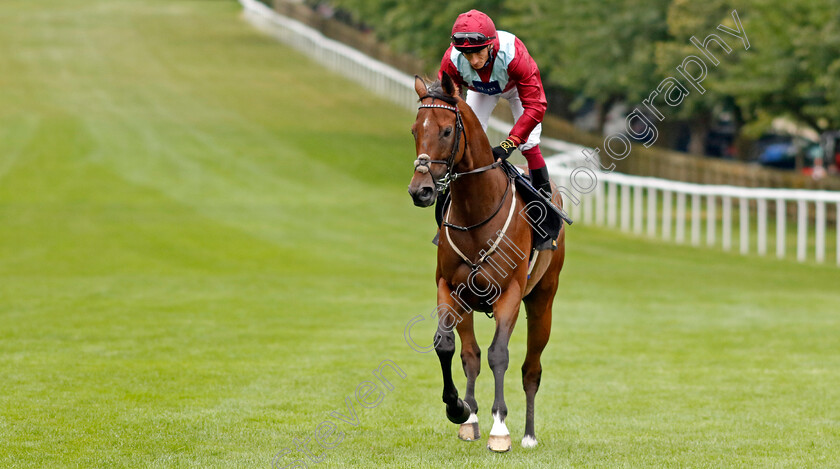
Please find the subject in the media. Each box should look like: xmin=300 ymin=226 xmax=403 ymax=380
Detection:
xmin=240 ymin=0 xmax=840 ymax=266
xmin=549 ymin=164 xmax=840 ymax=265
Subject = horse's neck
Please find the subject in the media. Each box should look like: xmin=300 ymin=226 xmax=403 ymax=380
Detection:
xmin=448 ymin=140 xmax=508 ymax=225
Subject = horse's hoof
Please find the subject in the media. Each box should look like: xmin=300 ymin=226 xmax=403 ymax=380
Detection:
xmin=446 ymin=399 xmax=471 ymax=424
xmin=521 ymin=435 xmax=538 ymax=448
xmin=487 ymin=434 xmax=512 ymax=452
xmin=458 ymin=415 xmax=480 ymax=441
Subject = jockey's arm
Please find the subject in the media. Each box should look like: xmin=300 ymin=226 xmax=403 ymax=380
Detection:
xmin=506 ymin=41 xmax=547 ymax=145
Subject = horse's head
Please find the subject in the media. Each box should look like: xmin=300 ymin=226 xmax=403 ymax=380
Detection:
xmin=408 ymin=73 xmax=464 ymax=207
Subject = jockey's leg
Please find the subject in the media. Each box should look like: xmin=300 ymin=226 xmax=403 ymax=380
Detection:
xmin=466 ymin=90 xmax=501 ymax=131
xmin=503 ymin=89 xmax=550 ymax=197
xmin=521 ymin=146 xmax=551 ymax=198
xmin=522 ymin=143 xmax=557 ymax=251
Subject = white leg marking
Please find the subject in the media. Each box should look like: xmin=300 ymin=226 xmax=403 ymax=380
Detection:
xmin=489 ymin=412 xmax=509 ymax=436
xmin=465 ymin=413 xmax=478 ymax=424
xmin=521 ymin=435 xmax=538 ymax=448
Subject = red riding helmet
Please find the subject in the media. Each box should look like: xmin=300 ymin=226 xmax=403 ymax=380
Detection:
xmin=450 ymin=10 xmax=497 ymax=50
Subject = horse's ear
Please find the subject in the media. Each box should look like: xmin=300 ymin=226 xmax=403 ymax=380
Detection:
xmin=414 ymin=75 xmax=427 ymax=98
xmin=441 ymin=71 xmax=457 ymax=97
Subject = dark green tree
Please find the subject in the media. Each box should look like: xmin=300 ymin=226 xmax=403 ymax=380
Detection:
xmin=714 ymin=0 xmax=840 ymax=135
xmin=504 ymin=0 xmax=671 ymax=131
xmin=330 ymin=0 xmax=506 ymax=69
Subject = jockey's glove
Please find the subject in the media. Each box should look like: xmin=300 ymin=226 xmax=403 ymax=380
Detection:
xmin=492 ymin=138 xmax=518 ymax=161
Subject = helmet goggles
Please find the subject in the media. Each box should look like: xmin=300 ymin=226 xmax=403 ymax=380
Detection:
xmin=451 ymin=31 xmax=495 ymax=49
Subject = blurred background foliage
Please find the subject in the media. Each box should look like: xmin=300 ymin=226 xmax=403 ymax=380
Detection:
xmin=308 ymin=0 xmax=839 ymax=166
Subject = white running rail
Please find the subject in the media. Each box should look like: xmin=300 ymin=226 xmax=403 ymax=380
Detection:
xmin=548 ymin=162 xmax=840 ymax=265
xmin=240 ymin=0 xmax=840 ymax=266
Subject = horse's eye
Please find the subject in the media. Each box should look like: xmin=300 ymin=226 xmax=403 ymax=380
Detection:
xmin=441 ymin=127 xmax=452 ymax=138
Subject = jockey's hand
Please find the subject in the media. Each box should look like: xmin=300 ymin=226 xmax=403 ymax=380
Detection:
xmin=492 ymin=138 xmax=517 ymax=161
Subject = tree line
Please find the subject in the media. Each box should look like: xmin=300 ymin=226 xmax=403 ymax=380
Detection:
xmin=312 ymin=0 xmax=839 ymax=161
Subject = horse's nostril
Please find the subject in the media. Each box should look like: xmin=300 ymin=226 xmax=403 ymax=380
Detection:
xmin=417 ymin=187 xmax=435 ymax=201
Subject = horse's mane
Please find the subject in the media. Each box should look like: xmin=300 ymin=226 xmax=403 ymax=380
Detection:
xmin=421 ymin=80 xmax=459 ymax=106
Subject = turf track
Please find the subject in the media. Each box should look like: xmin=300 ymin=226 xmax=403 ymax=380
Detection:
xmin=1 ymin=1 xmax=838 ymax=467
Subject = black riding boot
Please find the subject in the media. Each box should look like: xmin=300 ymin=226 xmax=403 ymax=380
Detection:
xmin=530 ymin=166 xmax=552 ymax=198
xmin=529 ymin=166 xmax=558 ymax=251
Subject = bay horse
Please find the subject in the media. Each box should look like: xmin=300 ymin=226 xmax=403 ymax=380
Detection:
xmin=407 ymin=72 xmax=565 ymax=452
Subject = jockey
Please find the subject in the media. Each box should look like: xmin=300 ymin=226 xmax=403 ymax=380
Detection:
xmin=439 ymin=9 xmax=551 ymax=197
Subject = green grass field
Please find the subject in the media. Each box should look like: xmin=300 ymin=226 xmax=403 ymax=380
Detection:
xmin=1 ymin=1 xmax=839 ymax=467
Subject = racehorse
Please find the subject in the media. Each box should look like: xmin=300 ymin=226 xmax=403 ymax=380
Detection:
xmin=407 ymin=72 xmax=566 ymax=452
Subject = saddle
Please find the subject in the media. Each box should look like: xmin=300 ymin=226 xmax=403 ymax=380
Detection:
xmin=433 ymin=161 xmax=569 ymax=251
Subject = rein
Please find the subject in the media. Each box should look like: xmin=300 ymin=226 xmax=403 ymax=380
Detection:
xmin=443 ymin=178 xmax=510 ymax=232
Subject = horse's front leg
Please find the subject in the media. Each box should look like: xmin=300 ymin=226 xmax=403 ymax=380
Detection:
xmin=455 ymin=308 xmax=481 ymax=441
xmin=487 ymin=283 xmax=522 ymax=452
xmin=434 ymin=279 xmax=471 ymax=425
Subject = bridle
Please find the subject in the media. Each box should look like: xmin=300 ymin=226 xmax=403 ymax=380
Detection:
xmin=413 ymin=99 xmax=465 ymax=193
xmin=413 ymin=95 xmax=514 ymax=240
xmin=414 ymin=97 xmax=502 ymax=194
